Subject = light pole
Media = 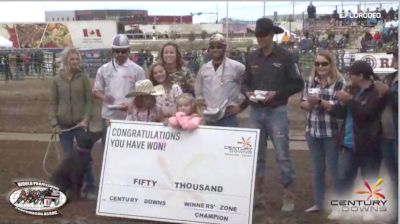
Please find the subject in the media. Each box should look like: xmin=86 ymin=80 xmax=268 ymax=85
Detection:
xmin=263 ymin=0 xmax=266 ymax=17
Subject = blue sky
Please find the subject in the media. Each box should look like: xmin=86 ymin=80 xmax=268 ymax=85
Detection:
xmin=0 ymin=1 xmax=398 ymax=23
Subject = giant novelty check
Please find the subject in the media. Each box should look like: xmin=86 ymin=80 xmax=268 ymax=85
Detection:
xmin=96 ymin=120 xmax=260 ymax=224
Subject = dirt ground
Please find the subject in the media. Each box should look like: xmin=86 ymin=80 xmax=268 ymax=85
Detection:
xmin=0 ymin=140 xmax=332 ymax=224
xmin=0 ymin=79 xmax=389 ymax=224
xmin=0 ymin=79 xmax=307 ymax=133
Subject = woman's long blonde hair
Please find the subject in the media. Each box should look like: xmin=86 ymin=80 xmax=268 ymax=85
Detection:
xmin=60 ymin=48 xmax=81 ymax=74
xmin=310 ymin=50 xmax=344 ymax=85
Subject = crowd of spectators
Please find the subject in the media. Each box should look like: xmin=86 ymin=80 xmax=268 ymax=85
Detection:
xmin=0 ymin=49 xmax=45 ymax=80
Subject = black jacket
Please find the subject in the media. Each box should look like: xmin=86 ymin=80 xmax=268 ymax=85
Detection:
xmin=242 ymin=45 xmax=304 ymax=107
xmin=329 ymin=83 xmax=386 ymax=154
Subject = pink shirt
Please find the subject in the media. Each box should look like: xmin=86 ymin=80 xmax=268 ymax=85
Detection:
xmin=168 ymin=112 xmax=202 ymax=130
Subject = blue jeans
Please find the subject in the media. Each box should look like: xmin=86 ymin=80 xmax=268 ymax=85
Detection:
xmin=306 ymin=133 xmax=338 ymax=207
xmin=14 ymin=67 xmax=23 ymax=80
xmin=337 ymin=148 xmax=381 ymax=197
xmin=206 ymin=114 xmax=239 ymax=127
xmin=59 ymin=127 xmax=96 ymax=192
xmin=249 ymin=105 xmax=295 ymax=187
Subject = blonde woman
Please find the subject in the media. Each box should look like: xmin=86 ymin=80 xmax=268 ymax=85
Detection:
xmin=300 ymin=50 xmax=346 ymax=212
xmin=48 ymin=48 xmax=95 ymax=198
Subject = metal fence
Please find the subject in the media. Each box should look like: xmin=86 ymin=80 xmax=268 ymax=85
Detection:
xmin=0 ymin=48 xmax=387 ymax=81
xmin=0 ymin=49 xmax=112 ymax=81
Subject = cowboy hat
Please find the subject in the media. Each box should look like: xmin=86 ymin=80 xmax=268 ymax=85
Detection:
xmin=126 ymin=79 xmax=164 ymax=97
xmin=209 ymin=33 xmax=227 ymax=46
xmin=255 ymin=17 xmax=284 ymax=36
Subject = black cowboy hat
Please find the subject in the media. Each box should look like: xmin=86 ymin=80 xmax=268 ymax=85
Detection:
xmin=255 ymin=17 xmax=284 ymax=36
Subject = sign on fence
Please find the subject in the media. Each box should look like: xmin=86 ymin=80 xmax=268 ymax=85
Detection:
xmin=96 ymin=120 xmax=259 ymax=224
xmin=0 ymin=21 xmax=117 ymax=49
xmin=354 ymin=53 xmax=396 ymax=74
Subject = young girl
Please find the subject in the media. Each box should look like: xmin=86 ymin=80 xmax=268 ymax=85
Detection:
xmin=149 ymin=63 xmax=183 ymax=118
xmin=168 ymin=93 xmax=202 ymax=130
xmin=125 ymin=79 xmax=164 ymax=122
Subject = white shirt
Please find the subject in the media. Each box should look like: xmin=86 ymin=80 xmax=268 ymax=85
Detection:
xmin=93 ymin=59 xmax=145 ymax=120
xmin=156 ymin=84 xmax=183 ymax=117
xmin=195 ymin=57 xmax=245 ymax=121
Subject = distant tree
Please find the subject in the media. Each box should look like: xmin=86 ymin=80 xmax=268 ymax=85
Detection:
xmin=188 ymin=31 xmax=196 ymax=42
xmin=170 ymin=31 xmax=178 ymax=40
xmin=200 ymin=30 xmax=208 ymax=40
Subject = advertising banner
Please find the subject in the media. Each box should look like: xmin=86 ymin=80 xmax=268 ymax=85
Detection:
xmin=0 ymin=24 xmax=19 ymax=48
xmin=16 ymin=24 xmax=47 ymax=48
xmin=354 ymin=53 xmax=396 ymax=74
xmin=0 ymin=21 xmax=117 ymax=49
xmin=65 ymin=21 xmax=117 ymax=49
xmin=96 ymin=120 xmax=259 ymax=224
xmin=41 ymin=23 xmax=73 ymax=48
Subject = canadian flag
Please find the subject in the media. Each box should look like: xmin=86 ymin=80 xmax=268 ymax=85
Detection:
xmin=83 ymin=29 xmax=102 ymax=37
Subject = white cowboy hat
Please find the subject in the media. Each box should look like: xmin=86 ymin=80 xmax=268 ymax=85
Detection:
xmin=126 ymin=79 xmax=164 ymax=97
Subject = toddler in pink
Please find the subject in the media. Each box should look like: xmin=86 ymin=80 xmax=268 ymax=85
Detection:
xmin=168 ymin=93 xmax=202 ymax=130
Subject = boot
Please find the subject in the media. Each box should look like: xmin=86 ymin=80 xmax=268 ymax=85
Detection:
xmin=281 ymin=187 xmax=295 ymax=212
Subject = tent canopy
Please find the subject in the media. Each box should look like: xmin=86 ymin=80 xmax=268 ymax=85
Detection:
xmin=0 ymin=35 xmax=13 ymax=48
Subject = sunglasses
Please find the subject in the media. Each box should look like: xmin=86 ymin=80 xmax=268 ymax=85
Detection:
xmin=314 ymin=61 xmax=330 ymax=67
xmin=114 ymin=49 xmax=128 ymax=54
xmin=209 ymin=45 xmax=224 ymax=50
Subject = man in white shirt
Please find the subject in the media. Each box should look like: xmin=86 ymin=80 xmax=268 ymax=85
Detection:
xmin=93 ymin=34 xmax=145 ymax=147
xmin=195 ymin=33 xmax=248 ymax=127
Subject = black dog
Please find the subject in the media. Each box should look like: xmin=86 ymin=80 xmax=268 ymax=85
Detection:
xmin=50 ymin=130 xmax=99 ymax=200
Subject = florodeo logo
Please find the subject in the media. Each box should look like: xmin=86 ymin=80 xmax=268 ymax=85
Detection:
xmin=8 ymin=180 xmax=67 ymax=216
xmin=224 ymin=137 xmax=253 ymax=157
xmin=339 ymin=12 xmax=381 ymax=19
xmin=330 ymin=178 xmax=388 ymax=214
xmin=354 ymin=178 xmax=385 ymax=200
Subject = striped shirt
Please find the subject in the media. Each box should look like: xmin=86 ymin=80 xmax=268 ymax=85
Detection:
xmin=301 ymin=78 xmax=346 ymax=138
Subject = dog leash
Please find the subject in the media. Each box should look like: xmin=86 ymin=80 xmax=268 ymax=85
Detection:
xmin=42 ymin=125 xmax=82 ymax=177
xmin=42 ymin=133 xmax=61 ymax=177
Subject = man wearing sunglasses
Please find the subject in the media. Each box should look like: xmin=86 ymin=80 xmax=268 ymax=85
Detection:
xmin=195 ymin=33 xmax=248 ymax=127
xmin=93 ymin=34 xmax=145 ymax=147
xmin=242 ymin=18 xmax=304 ymax=212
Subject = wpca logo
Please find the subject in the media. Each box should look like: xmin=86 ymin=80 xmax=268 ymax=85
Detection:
xmin=8 ymin=180 xmax=67 ymax=216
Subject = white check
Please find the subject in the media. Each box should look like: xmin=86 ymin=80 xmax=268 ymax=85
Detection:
xmin=96 ymin=120 xmax=260 ymax=224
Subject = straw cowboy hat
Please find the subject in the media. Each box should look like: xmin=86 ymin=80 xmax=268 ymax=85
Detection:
xmin=255 ymin=17 xmax=284 ymax=36
xmin=126 ymin=79 xmax=164 ymax=97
